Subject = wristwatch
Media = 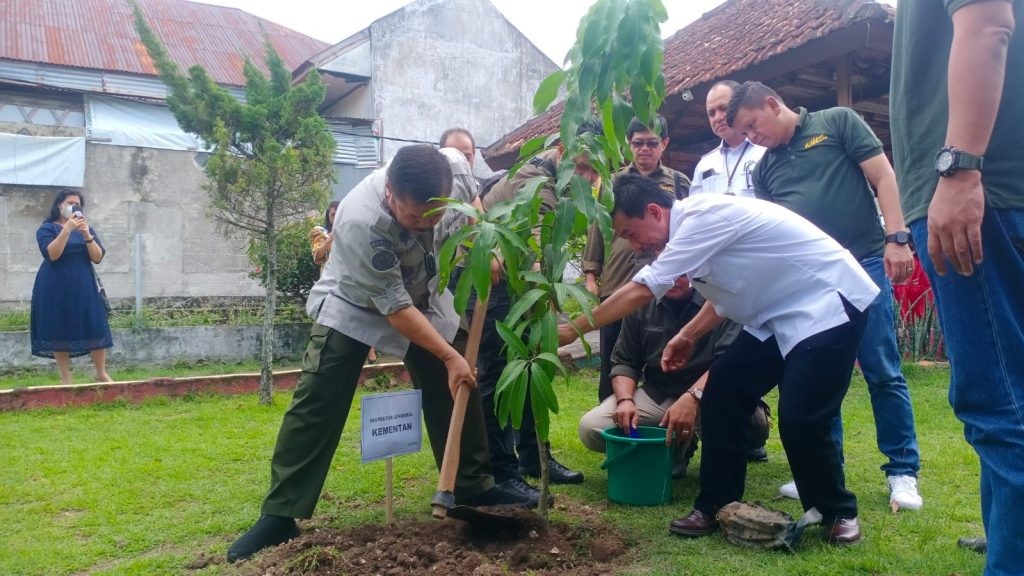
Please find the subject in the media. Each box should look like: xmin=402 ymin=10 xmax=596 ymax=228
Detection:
xmin=935 ymin=146 xmax=984 ymax=177
xmin=884 ymin=231 xmax=912 ymax=246
xmin=686 ymin=388 xmax=703 ymax=402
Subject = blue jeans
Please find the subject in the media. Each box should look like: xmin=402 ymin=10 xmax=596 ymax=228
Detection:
xmin=832 ymin=256 xmax=921 ymax=477
xmin=910 ymin=209 xmax=1024 ymax=576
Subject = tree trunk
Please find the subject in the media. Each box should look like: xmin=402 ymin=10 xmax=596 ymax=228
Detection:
xmin=536 ymin=428 xmax=551 ymax=519
xmin=259 ymin=223 xmax=278 ymax=405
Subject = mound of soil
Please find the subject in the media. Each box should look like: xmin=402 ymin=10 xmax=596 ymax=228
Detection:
xmin=234 ymin=506 xmax=628 ymax=576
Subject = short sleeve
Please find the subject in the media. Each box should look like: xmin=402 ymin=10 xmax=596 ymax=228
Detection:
xmin=335 ymin=221 xmax=413 ymax=316
xmin=835 ymin=108 xmax=884 ymax=164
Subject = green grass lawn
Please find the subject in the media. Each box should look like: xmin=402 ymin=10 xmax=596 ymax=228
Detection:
xmin=0 ymin=365 xmax=984 ymax=575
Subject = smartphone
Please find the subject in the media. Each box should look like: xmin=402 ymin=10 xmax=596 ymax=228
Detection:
xmin=69 ymin=204 xmax=83 ymax=217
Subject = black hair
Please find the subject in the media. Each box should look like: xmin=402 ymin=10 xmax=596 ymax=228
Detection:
xmin=611 ymin=173 xmax=673 ymax=219
xmin=626 ymin=114 xmax=668 ymax=141
xmin=387 ymin=145 xmax=453 ymax=203
xmin=726 ymin=81 xmax=784 ymax=127
xmin=323 ymin=200 xmax=340 ymax=232
xmin=46 ymin=188 xmax=84 ymax=223
xmin=439 ymin=127 xmax=475 ymax=150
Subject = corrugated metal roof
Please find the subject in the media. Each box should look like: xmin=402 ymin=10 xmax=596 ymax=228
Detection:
xmin=483 ymin=0 xmax=893 ymax=161
xmin=0 ymin=0 xmax=329 ymax=87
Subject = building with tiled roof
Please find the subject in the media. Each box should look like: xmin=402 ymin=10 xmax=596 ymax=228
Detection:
xmin=0 ymin=0 xmax=328 ymax=309
xmin=484 ymin=0 xmax=895 ymax=172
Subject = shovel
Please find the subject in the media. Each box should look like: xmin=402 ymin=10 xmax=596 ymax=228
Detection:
xmin=431 ymin=293 xmax=525 ymax=530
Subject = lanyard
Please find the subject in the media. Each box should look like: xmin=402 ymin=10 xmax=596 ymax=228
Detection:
xmin=722 ymin=141 xmax=751 ymax=190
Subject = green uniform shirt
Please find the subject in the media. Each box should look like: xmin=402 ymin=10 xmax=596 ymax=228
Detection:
xmin=482 ymin=149 xmax=560 ymax=212
xmin=753 ymin=107 xmax=886 ymax=261
xmin=891 ymin=0 xmax=1024 ymax=223
xmin=610 ymin=290 xmax=739 ymax=404
xmin=582 ymin=164 xmax=686 ymax=297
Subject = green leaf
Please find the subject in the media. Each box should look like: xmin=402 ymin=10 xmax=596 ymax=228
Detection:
xmin=505 ymin=288 xmax=546 ymax=327
xmin=529 ymin=362 xmax=559 ymax=415
xmin=518 ymin=134 xmax=549 ymax=160
xmin=468 ymin=222 xmax=496 ymax=303
xmin=495 ymin=319 xmax=530 ymax=359
xmin=533 ymin=70 xmax=566 ymax=115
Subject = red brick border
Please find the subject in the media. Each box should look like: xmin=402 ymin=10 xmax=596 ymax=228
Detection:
xmin=0 ymin=362 xmax=411 ymax=411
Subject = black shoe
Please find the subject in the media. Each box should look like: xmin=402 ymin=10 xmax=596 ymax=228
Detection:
xmin=457 ymin=478 xmax=544 ymax=508
xmin=227 ymin=514 xmax=299 ymax=563
xmin=519 ymin=457 xmax=584 ymax=485
xmin=745 ymin=446 xmax=769 ymax=463
xmin=957 ymin=536 xmax=987 ymax=554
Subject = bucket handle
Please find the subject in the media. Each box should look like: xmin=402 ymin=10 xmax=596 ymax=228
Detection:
xmin=600 ymin=443 xmax=640 ymax=470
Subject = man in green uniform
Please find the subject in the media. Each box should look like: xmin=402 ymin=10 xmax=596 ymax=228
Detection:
xmin=582 ymin=115 xmax=687 ymax=401
xmin=227 ymin=145 xmax=529 ymax=563
xmin=728 ymin=82 xmax=924 ymax=513
xmin=470 ymin=127 xmax=602 ymax=488
xmin=891 ymin=0 xmax=1022 ymax=569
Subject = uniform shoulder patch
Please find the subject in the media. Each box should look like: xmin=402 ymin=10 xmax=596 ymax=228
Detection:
xmin=371 ymin=250 xmax=399 ymax=271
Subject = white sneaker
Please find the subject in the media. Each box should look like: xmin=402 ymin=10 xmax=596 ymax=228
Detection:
xmin=888 ymin=475 xmax=923 ymax=511
xmin=779 ymin=480 xmax=800 ymax=500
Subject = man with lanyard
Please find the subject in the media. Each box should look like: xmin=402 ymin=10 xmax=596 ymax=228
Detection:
xmin=891 ymin=0 xmax=1022 ymax=568
xmin=559 ymin=174 xmax=880 ymax=545
xmin=576 ymin=275 xmax=770 ymax=479
xmin=227 ymin=145 xmax=529 ymax=563
xmin=582 ymin=115 xmax=687 ymax=402
xmin=728 ymin=81 xmax=923 ymax=512
xmin=689 ymin=80 xmax=766 ymax=198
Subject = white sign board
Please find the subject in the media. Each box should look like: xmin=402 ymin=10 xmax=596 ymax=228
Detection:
xmin=360 ymin=390 xmax=422 ymax=463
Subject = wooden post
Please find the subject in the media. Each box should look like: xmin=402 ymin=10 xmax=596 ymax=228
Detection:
xmin=385 ymin=457 xmax=394 ymax=524
xmin=835 ymin=54 xmax=853 ymax=108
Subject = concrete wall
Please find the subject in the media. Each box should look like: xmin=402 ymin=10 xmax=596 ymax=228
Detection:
xmin=0 ymin=322 xmax=310 ymax=371
xmin=368 ymin=0 xmax=558 ymax=172
xmin=1 ymin=143 xmax=263 ymax=307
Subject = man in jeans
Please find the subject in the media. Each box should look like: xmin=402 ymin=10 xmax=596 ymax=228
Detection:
xmin=891 ymin=0 xmax=1022 ymax=570
xmin=728 ymin=81 xmax=923 ymax=511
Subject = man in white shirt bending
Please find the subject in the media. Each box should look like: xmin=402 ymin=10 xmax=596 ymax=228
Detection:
xmin=558 ymin=173 xmax=878 ymax=546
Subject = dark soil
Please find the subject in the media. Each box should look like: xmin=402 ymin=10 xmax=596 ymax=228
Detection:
xmin=229 ymin=505 xmax=628 ymax=576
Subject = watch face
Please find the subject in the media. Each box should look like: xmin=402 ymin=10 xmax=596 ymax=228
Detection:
xmin=936 ymin=150 xmax=955 ymax=172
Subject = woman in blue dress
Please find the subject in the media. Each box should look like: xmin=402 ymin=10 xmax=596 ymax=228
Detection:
xmin=30 ymin=189 xmax=113 ymax=384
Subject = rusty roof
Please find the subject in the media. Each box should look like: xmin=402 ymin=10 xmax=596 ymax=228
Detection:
xmin=0 ymin=0 xmax=329 ymax=87
xmin=484 ymin=0 xmax=893 ymax=162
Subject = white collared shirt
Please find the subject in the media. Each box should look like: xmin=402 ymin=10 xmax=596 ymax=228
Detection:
xmin=688 ymin=139 xmax=766 ymax=198
xmin=631 ymin=194 xmax=879 ymax=357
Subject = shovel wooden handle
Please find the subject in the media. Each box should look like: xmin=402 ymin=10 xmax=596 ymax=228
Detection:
xmin=432 ymin=293 xmax=489 ymax=518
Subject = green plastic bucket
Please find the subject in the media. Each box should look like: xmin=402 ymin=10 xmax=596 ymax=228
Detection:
xmin=600 ymin=426 xmax=673 ymax=506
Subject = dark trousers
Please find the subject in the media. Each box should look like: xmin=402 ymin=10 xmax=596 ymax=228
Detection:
xmin=471 ymin=281 xmax=541 ymax=483
xmin=261 ymin=324 xmax=494 ymax=518
xmin=695 ymin=302 xmax=868 ymax=523
xmin=598 ymin=306 xmax=622 ymax=402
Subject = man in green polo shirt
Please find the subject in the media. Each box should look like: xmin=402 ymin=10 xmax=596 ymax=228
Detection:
xmin=582 ymin=114 xmax=687 ymax=402
xmin=727 ymin=81 xmax=924 ymax=513
xmin=890 ymin=0 xmax=1022 ymax=569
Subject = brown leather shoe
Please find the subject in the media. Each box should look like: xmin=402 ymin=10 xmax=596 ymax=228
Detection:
xmin=668 ymin=509 xmax=718 ymax=537
xmin=825 ymin=517 xmax=862 ymax=545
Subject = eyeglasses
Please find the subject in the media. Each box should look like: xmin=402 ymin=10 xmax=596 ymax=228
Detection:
xmin=630 ymin=139 xmax=662 ymax=149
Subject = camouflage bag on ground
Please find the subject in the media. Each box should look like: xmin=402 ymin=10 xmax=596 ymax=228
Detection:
xmin=716 ymin=502 xmax=821 ymax=552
